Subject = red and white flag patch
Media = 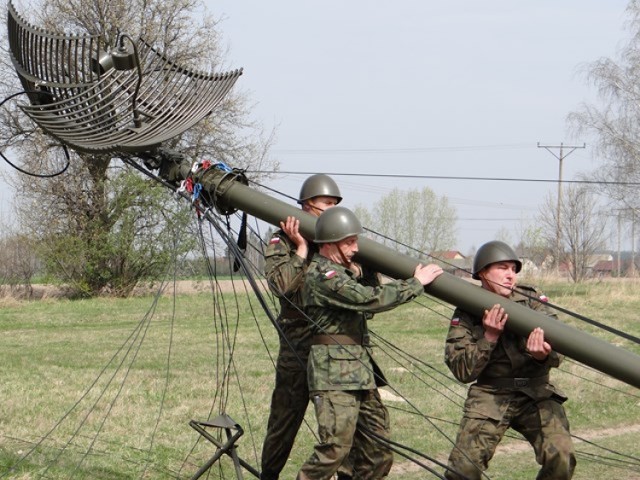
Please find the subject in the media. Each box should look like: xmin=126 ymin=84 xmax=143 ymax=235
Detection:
xmin=269 ymin=237 xmax=281 ymax=244
xmin=539 ymin=294 xmax=548 ymax=303
xmin=451 ymin=317 xmax=460 ymax=326
xmin=324 ymin=270 xmax=337 ymax=279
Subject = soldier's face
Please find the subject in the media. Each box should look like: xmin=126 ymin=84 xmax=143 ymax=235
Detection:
xmin=479 ymin=261 xmax=517 ymax=297
xmin=337 ymin=235 xmax=359 ymax=263
xmin=303 ymin=196 xmax=340 ymax=217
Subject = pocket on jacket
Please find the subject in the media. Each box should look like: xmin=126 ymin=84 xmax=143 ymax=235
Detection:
xmin=308 ymin=344 xmax=375 ymax=390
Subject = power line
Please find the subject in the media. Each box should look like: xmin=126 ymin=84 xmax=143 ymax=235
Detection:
xmin=250 ymin=170 xmax=639 ymax=186
xmin=272 ymin=143 xmax=533 ymax=155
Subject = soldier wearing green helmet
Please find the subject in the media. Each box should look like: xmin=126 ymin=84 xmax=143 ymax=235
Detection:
xmin=297 ymin=173 xmax=343 ymax=206
xmin=297 ymin=207 xmax=443 ymax=479
xmin=261 ymin=174 xmax=345 ymax=480
xmin=443 ymin=240 xmax=575 ymax=480
xmin=471 ymin=240 xmax=523 ymax=280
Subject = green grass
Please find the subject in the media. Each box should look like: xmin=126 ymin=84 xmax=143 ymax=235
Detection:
xmin=0 ymin=279 xmax=639 ymax=479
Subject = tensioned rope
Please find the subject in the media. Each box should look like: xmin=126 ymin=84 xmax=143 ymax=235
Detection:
xmin=4 ymin=158 xmax=638 ymax=477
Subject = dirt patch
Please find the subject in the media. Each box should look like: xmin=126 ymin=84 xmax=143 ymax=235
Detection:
xmin=390 ymin=423 xmax=640 ymax=475
xmin=494 ymin=422 xmax=640 ymax=456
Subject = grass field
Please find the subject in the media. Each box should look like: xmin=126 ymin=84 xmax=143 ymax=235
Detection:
xmin=0 ymin=277 xmax=639 ymax=479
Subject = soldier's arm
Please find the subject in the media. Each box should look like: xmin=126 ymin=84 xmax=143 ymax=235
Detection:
xmin=444 ymin=309 xmax=496 ymax=383
xmin=312 ymin=269 xmax=424 ymax=314
xmin=264 ymin=233 xmax=305 ymax=298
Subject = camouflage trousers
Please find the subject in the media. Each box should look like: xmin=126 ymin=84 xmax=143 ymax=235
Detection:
xmin=445 ymin=391 xmax=575 ymax=480
xmin=297 ymin=389 xmax=392 ymax=480
xmin=260 ymin=347 xmax=310 ymax=480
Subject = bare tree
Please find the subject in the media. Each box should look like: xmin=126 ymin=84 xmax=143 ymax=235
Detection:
xmin=568 ymin=1 xmax=640 ymax=213
xmin=537 ymin=186 xmax=607 ymax=282
xmin=356 ymin=187 xmax=457 ymax=257
xmin=0 ymin=231 xmax=40 ymax=297
xmin=0 ymin=0 xmax=277 ymax=296
xmin=516 ymin=221 xmax=553 ymax=268
xmin=494 ymin=227 xmax=513 ymax=246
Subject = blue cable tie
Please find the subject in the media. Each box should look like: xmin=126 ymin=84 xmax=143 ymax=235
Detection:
xmin=213 ymin=162 xmax=232 ymax=173
xmin=192 ymin=183 xmax=202 ymax=202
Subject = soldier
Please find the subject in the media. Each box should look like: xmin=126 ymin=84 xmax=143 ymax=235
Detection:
xmin=297 ymin=206 xmax=443 ymax=480
xmin=444 ymin=241 xmax=576 ymax=480
xmin=261 ymin=174 xmax=344 ymax=480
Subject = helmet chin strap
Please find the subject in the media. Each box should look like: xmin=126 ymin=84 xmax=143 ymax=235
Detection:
xmin=334 ymin=243 xmax=351 ymax=267
xmin=307 ymin=204 xmax=325 ymax=217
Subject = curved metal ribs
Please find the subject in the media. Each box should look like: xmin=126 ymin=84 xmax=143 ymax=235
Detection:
xmin=6 ymin=2 xmax=242 ymax=153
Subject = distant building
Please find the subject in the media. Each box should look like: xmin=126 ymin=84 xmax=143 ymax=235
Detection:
xmin=592 ymin=259 xmax=619 ymax=277
xmin=431 ymin=250 xmax=471 ymax=278
xmin=432 ymin=250 xmax=466 ymax=261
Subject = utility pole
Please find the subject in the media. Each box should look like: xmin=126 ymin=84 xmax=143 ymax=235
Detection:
xmin=631 ymin=210 xmax=636 ymax=277
xmin=617 ymin=211 xmax=622 ymax=277
xmin=537 ymin=142 xmax=586 ymax=276
xmin=614 ymin=207 xmax=638 ymax=277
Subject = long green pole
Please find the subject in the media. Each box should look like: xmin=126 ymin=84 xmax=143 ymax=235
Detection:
xmin=189 ymin=165 xmax=640 ymax=389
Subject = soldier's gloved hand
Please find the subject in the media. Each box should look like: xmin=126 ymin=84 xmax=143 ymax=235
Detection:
xmin=526 ymin=327 xmax=552 ymax=361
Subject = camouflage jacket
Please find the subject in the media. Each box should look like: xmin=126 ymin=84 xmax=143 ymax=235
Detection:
xmin=303 ymin=253 xmax=424 ymax=391
xmin=264 ymin=229 xmax=313 ymax=325
xmin=445 ymin=285 xmax=566 ymax=400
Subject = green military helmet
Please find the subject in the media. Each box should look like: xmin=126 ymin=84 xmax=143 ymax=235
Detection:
xmin=472 ymin=240 xmax=522 ymax=280
xmin=314 ymin=206 xmax=363 ymax=243
xmin=298 ymin=174 xmax=343 ymax=204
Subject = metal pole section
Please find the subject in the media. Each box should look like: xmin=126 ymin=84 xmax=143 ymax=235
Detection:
xmin=631 ymin=211 xmax=636 ymax=277
xmin=195 ymin=167 xmax=640 ymax=389
xmin=557 ymin=144 xmax=563 ymax=275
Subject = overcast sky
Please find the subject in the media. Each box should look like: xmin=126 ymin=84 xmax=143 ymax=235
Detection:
xmin=207 ymin=0 xmax=631 ymax=253
xmin=0 ymin=2 xmax=631 ymax=253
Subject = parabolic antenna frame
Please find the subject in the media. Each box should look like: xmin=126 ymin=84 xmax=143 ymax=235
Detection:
xmin=6 ymin=1 xmax=242 ymax=154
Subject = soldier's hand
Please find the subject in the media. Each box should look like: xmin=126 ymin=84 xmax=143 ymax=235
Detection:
xmin=281 ymin=216 xmax=308 ymax=258
xmin=413 ymin=263 xmax=443 ymax=285
xmin=483 ymin=304 xmax=507 ymax=342
xmin=348 ymin=262 xmax=362 ymax=278
xmin=526 ymin=327 xmax=552 ymax=361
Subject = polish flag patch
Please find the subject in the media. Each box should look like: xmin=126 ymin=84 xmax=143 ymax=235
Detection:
xmin=324 ymin=270 xmax=337 ymax=279
xmin=539 ymin=295 xmax=549 ymax=303
xmin=451 ymin=317 xmax=460 ymax=326
xmin=269 ymin=237 xmax=281 ymax=244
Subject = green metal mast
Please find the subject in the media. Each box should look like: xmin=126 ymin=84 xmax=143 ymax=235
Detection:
xmin=186 ymin=165 xmax=640 ymax=389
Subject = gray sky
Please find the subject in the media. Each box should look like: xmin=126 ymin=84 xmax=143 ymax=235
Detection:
xmin=208 ymin=0 xmax=630 ymax=253
xmin=0 ymin=2 xmax=630 ymax=252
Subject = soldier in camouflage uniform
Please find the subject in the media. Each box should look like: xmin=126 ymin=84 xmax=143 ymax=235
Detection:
xmin=261 ymin=174 xmax=344 ymax=480
xmin=444 ymin=241 xmax=576 ymax=480
xmin=297 ymin=206 xmax=443 ymax=480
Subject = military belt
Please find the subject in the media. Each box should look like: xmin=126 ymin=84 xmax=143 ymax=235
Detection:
xmin=476 ymin=374 xmax=549 ymax=389
xmin=312 ymin=334 xmax=369 ymax=346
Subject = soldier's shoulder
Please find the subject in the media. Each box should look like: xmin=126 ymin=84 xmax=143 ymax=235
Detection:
xmin=450 ymin=308 xmax=478 ymax=327
xmin=265 ymin=229 xmax=293 ymax=253
xmin=308 ymin=256 xmax=347 ymax=283
xmin=513 ymin=284 xmax=550 ymax=304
